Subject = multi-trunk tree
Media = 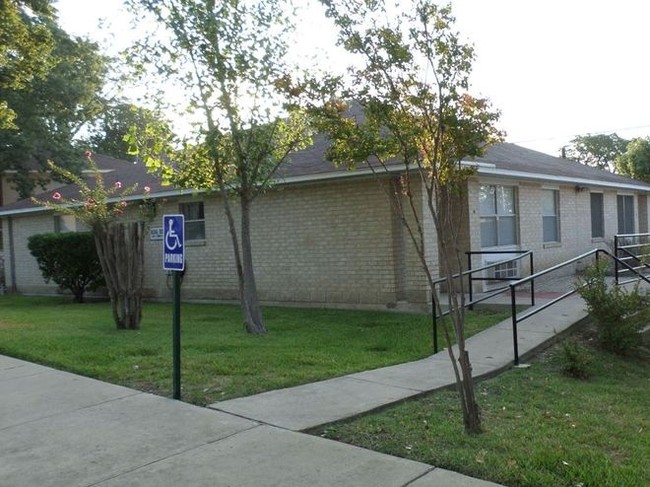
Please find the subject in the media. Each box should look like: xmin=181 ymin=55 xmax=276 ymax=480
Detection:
xmin=292 ymin=0 xmax=502 ymax=434
xmin=35 ymin=154 xmax=146 ymax=329
xmin=126 ymin=0 xmax=312 ymax=334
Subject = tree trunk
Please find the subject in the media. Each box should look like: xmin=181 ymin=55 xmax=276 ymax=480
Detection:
xmin=72 ymin=287 xmax=85 ymax=303
xmin=435 ymin=186 xmax=482 ymax=435
xmin=218 ymin=185 xmax=267 ymax=335
xmin=240 ymin=195 xmax=267 ymax=334
xmin=458 ymin=349 xmax=481 ymax=433
xmin=93 ymin=221 xmax=145 ymax=330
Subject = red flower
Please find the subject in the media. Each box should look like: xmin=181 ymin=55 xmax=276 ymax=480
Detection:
xmin=52 ymin=192 xmax=62 ymax=200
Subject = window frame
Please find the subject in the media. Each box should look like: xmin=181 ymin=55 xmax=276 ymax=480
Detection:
xmin=479 ymin=184 xmax=518 ymax=248
xmin=590 ymin=192 xmax=604 ymax=239
xmin=617 ymin=194 xmax=635 ymax=235
xmin=541 ymin=189 xmax=560 ymax=243
xmin=179 ymin=201 xmax=206 ymax=241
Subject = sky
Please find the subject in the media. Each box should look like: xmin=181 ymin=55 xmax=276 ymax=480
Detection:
xmin=54 ymin=0 xmax=650 ymax=157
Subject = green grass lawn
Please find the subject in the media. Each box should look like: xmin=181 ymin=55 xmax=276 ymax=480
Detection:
xmin=313 ymin=331 xmax=650 ymax=487
xmin=0 ymin=295 xmax=507 ymax=405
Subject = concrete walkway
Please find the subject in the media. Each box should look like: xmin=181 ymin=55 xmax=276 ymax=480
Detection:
xmin=0 ymin=295 xmax=588 ymax=487
xmin=209 ymin=295 xmax=588 ymax=431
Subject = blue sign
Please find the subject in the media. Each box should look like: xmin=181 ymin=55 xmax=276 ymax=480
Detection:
xmin=163 ymin=215 xmax=185 ymax=271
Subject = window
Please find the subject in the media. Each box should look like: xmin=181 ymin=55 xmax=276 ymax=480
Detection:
xmin=179 ymin=202 xmax=205 ymax=241
xmin=54 ymin=215 xmax=76 ymax=233
xmin=479 ymin=185 xmax=517 ymax=247
xmin=590 ymin=193 xmax=604 ymax=238
xmin=542 ymin=190 xmax=560 ymax=242
xmin=617 ymin=195 xmax=635 ymax=234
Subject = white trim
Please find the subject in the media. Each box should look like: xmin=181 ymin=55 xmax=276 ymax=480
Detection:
xmin=4 ymin=158 xmax=650 ymax=217
xmin=476 ymin=166 xmax=650 ymax=192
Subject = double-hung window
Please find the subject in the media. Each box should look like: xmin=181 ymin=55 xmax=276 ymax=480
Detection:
xmin=542 ymin=190 xmax=560 ymax=243
xmin=479 ymin=185 xmax=517 ymax=248
xmin=179 ymin=202 xmax=205 ymax=241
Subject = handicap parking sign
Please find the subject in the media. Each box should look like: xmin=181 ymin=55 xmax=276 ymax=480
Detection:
xmin=163 ymin=214 xmax=185 ymax=271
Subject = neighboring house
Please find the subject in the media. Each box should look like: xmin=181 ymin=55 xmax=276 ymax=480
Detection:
xmin=2 ymin=143 xmax=650 ymax=308
xmin=0 ymin=163 xmax=70 ymax=291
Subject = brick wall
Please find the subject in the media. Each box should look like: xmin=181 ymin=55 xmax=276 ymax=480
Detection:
xmin=467 ymin=178 xmax=646 ymax=287
xmin=2 ymin=213 xmax=59 ymax=294
xmin=139 ymin=176 xmax=431 ymax=307
xmin=6 ymin=173 xmax=647 ymax=307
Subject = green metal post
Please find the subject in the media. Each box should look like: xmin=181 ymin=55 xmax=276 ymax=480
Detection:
xmin=172 ymin=270 xmax=181 ymax=400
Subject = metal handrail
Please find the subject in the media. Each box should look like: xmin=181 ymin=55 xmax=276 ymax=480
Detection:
xmin=431 ymin=250 xmax=533 ymax=353
xmin=465 ymin=250 xmax=534 ymax=309
xmin=614 ymin=233 xmax=650 ymax=285
xmin=508 ymin=248 xmax=650 ymax=365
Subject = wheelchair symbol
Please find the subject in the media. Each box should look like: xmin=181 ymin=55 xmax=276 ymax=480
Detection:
xmin=165 ymin=218 xmax=182 ymax=251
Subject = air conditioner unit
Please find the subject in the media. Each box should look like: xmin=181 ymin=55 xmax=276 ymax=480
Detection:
xmin=484 ymin=259 xmax=520 ymax=291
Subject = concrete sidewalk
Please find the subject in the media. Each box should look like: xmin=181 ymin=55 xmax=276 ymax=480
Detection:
xmin=1 ymin=295 xmax=588 ymax=486
xmin=209 ymin=295 xmax=588 ymax=431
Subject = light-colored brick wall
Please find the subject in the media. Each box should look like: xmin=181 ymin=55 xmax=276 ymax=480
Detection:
xmin=6 ymin=173 xmax=647 ymax=307
xmin=468 ymin=178 xmax=646 ymax=285
xmin=139 ymin=176 xmax=431 ymax=307
xmin=2 ymin=213 xmax=60 ymax=294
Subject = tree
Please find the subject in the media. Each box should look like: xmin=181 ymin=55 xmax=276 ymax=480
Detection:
xmin=27 ymin=232 xmax=105 ymax=303
xmin=563 ymin=133 xmax=629 ymax=172
xmin=126 ymin=0 xmax=312 ymax=335
xmin=85 ymin=103 xmax=169 ymax=161
xmin=0 ymin=0 xmax=56 ymax=129
xmin=0 ymin=13 xmax=108 ymax=197
xmin=293 ymin=0 xmax=502 ymax=433
xmin=615 ymin=137 xmax=650 ymax=182
xmin=34 ymin=153 xmax=146 ymax=329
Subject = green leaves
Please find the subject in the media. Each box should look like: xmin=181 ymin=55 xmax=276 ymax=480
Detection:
xmin=615 ymin=137 xmax=650 ymax=182
xmin=1 ymin=6 xmax=109 ymax=197
xmin=311 ymin=0 xmax=502 ymax=181
xmin=32 ymin=153 xmax=138 ymax=230
xmin=565 ymin=133 xmax=629 ymax=172
xmin=27 ymin=232 xmax=105 ymax=303
xmin=125 ymin=0 xmax=313 ymax=198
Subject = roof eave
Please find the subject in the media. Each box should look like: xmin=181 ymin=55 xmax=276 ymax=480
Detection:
xmin=476 ymin=167 xmax=650 ymax=192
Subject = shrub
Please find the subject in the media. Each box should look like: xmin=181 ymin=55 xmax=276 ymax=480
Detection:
xmin=27 ymin=232 xmax=105 ymax=303
xmin=557 ymin=339 xmax=593 ymax=379
xmin=577 ymin=262 xmax=647 ymax=354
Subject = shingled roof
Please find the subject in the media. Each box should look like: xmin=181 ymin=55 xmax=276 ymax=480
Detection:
xmin=471 ymin=143 xmax=650 ymax=189
xmin=0 ymin=154 xmax=166 ymax=214
xmin=2 ymin=141 xmax=650 ymax=217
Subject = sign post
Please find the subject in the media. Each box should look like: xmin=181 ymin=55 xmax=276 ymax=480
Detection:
xmin=163 ymin=215 xmax=184 ymax=400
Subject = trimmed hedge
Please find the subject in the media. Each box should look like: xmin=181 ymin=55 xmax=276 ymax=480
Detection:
xmin=27 ymin=232 xmax=105 ymax=303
